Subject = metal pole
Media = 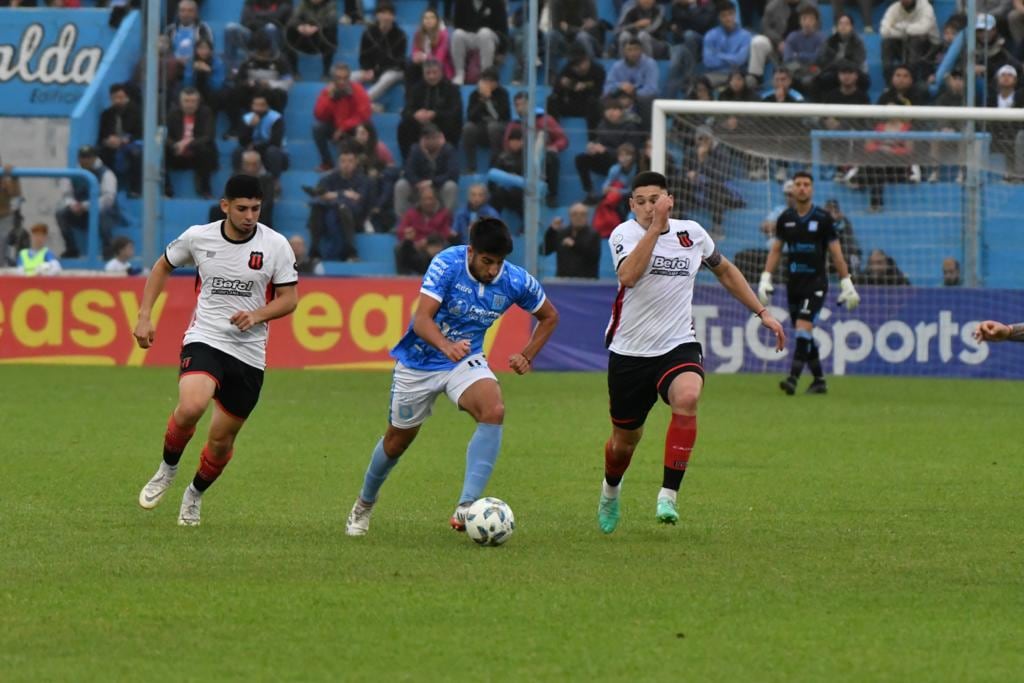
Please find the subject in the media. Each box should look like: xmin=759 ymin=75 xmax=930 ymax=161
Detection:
xmin=964 ymin=0 xmax=980 ymax=287
xmin=142 ymin=0 xmax=162 ymax=267
xmin=522 ymin=0 xmax=540 ymax=275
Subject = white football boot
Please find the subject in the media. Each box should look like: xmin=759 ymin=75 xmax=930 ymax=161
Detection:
xmin=177 ymin=485 xmax=203 ymax=527
xmin=138 ymin=463 xmax=177 ymax=509
xmin=345 ymin=498 xmax=375 ymax=536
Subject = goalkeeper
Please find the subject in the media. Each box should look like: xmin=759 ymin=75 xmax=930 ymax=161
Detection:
xmin=757 ymin=172 xmax=860 ymax=395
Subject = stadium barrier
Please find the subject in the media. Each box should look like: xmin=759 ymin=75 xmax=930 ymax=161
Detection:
xmin=1 ymin=277 xmax=1020 ymax=378
xmin=535 ymin=283 xmax=1024 ymax=379
xmin=0 ymin=276 xmax=532 ymax=370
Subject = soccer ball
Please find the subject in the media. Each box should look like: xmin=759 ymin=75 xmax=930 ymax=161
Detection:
xmin=465 ymin=497 xmax=515 ymax=546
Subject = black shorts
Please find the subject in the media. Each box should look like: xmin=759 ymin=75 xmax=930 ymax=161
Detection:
xmin=608 ymin=342 xmax=705 ymax=431
xmin=179 ymin=342 xmax=265 ymax=420
xmin=787 ymin=287 xmax=826 ymax=324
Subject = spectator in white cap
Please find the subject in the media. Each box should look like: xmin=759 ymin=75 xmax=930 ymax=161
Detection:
xmin=985 ymin=62 xmax=1024 ymax=178
xmin=970 ymin=13 xmax=1021 ymax=90
xmin=879 ymin=0 xmax=939 ymax=81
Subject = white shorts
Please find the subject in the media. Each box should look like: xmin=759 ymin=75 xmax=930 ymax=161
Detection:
xmin=389 ymin=353 xmax=497 ymax=429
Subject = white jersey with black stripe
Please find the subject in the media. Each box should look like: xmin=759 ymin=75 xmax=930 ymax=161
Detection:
xmin=164 ymin=220 xmax=298 ymax=369
xmin=604 ymin=218 xmax=716 ymax=357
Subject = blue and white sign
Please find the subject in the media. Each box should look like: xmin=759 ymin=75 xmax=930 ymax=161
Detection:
xmin=0 ymin=9 xmax=114 ymax=116
xmin=536 ymin=283 xmax=1024 ymax=379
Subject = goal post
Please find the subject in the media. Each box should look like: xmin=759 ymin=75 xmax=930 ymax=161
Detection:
xmin=645 ymin=100 xmax=1023 ymax=378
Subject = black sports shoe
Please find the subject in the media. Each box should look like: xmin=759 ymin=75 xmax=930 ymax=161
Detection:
xmin=779 ymin=376 xmax=797 ymax=395
xmin=805 ymin=379 xmax=828 ymax=394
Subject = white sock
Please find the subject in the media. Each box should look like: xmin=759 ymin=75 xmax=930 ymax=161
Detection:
xmin=602 ymin=480 xmax=621 ymax=499
xmin=658 ymin=487 xmax=677 ymax=503
xmin=160 ymin=461 xmax=178 ymax=475
xmin=186 ymin=483 xmax=202 ymax=498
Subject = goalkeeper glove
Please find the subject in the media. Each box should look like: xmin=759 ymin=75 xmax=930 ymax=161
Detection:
xmin=837 ymin=276 xmax=860 ymax=310
xmin=757 ymin=272 xmax=774 ymax=306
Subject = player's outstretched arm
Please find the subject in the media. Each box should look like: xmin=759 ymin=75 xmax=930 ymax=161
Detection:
xmin=133 ymin=255 xmax=174 ymax=349
xmin=709 ymin=254 xmax=786 ymax=352
xmin=509 ymin=299 xmax=559 ymax=375
xmin=974 ymin=320 xmax=1024 ymax=342
xmin=412 ymin=293 xmax=471 ymax=361
xmin=230 ymin=284 xmax=299 ymax=332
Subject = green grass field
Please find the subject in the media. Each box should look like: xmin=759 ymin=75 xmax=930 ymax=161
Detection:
xmin=2 ymin=366 xmax=1022 ymax=681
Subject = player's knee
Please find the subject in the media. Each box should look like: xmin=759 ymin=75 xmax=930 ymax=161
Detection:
xmin=672 ymin=390 xmax=700 ymax=415
xmin=175 ymin=399 xmax=207 ymax=425
xmin=206 ymin=434 xmax=234 ymax=459
xmin=477 ymin=401 xmax=505 ymax=425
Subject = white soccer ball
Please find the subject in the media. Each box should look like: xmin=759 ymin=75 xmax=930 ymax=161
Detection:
xmin=465 ymin=497 xmax=515 ymax=546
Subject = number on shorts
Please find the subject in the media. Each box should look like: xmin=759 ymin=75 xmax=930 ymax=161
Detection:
xmin=467 ymin=358 xmax=485 ymax=368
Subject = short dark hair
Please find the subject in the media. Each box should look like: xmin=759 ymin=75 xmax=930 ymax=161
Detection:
xmin=792 ymin=170 xmax=813 ymax=183
xmin=716 ymin=2 xmax=736 ymax=14
xmin=507 ymin=127 xmax=524 ymax=141
xmin=109 ymin=83 xmax=128 ymax=96
xmin=798 ymin=5 xmax=819 ymax=20
xmin=479 ymin=67 xmax=499 ymax=82
xmin=631 ymin=171 xmax=667 ymax=193
xmin=420 ymin=123 xmax=441 ymax=137
xmin=624 ymin=37 xmax=643 ymax=49
xmin=248 ymin=30 xmax=272 ymax=52
xmin=180 ymin=86 xmax=200 ymax=98
xmin=469 ymin=217 xmax=514 ymax=256
xmin=375 ymin=1 xmax=395 ymax=15
xmin=111 ymin=236 xmax=134 ymax=254
xmin=224 ymin=174 xmax=264 ymax=200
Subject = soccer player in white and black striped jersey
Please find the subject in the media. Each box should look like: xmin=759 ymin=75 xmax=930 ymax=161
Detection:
xmin=598 ymin=171 xmax=786 ymax=533
xmin=133 ymin=175 xmax=298 ymax=526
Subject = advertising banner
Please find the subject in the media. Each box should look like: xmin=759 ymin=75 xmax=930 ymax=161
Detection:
xmin=0 ymin=9 xmax=113 ymax=116
xmin=0 ymin=277 xmax=532 ymax=371
xmin=536 ymin=283 xmax=1024 ymax=379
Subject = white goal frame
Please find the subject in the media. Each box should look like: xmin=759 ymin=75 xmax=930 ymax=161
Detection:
xmin=650 ymin=100 xmax=1024 ymax=287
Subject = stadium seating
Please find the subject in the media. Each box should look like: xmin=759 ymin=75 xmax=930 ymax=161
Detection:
xmin=122 ymin=0 xmax=1022 ymax=286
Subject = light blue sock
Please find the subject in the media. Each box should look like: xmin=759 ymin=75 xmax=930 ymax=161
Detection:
xmin=459 ymin=423 xmax=503 ymax=504
xmin=360 ymin=438 xmax=400 ymax=503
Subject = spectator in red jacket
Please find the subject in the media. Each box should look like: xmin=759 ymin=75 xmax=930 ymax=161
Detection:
xmin=394 ymin=184 xmax=452 ymax=274
xmin=312 ymin=62 xmax=372 ymax=170
xmin=503 ymin=91 xmax=567 ymax=207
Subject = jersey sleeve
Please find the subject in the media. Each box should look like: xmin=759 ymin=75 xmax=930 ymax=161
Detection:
xmin=163 ymin=227 xmax=195 ymax=268
xmin=419 ymin=250 xmax=458 ymax=303
xmin=514 ymin=270 xmax=546 ymax=314
xmin=272 ymin=236 xmax=299 ymax=286
xmin=609 ymin=226 xmax=641 ymax=271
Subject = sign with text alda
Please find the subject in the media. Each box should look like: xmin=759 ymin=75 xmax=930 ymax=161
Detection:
xmin=0 ymin=277 xmax=533 ymax=371
xmin=0 ymin=9 xmax=112 ymax=116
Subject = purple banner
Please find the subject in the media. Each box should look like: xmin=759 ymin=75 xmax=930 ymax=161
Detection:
xmin=537 ymin=282 xmax=1024 ymax=379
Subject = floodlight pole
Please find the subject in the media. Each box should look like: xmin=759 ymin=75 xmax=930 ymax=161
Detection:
xmin=523 ymin=0 xmax=540 ymax=275
xmin=142 ymin=0 xmax=162 ymax=268
xmin=964 ymin=0 xmax=981 ymax=287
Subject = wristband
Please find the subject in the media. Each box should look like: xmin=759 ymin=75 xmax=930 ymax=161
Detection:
xmin=754 ymin=308 xmax=767 ymax=318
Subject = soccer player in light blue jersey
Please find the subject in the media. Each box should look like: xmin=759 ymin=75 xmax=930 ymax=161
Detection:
xmin=345 ymin=217 xmax=560 ymax=536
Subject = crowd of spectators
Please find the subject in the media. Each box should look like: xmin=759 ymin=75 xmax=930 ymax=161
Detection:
xmin=15 ymin=0 xmax=1011 ymax=281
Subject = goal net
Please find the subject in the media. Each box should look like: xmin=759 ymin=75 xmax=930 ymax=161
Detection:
xmin=650 ymin=101 xmax=1024 ymax=379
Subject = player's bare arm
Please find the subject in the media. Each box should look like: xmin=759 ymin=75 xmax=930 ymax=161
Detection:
xmin=509 ymin=299 xmax=559 ymax=375
xmin=133 ymin=255 xmax=175 ymax=349
xmin=230 ymin=284 xmax=299 ymax=332
xmin=709 ymin=253 xmax=786 ymax=351
xmin=412 ymin=293 xmax=471 ymax=361
xmin=617 ymin=192 xmax=673 ymax=288
xmin=974 ymin=321 xmax=1024 ymax=342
